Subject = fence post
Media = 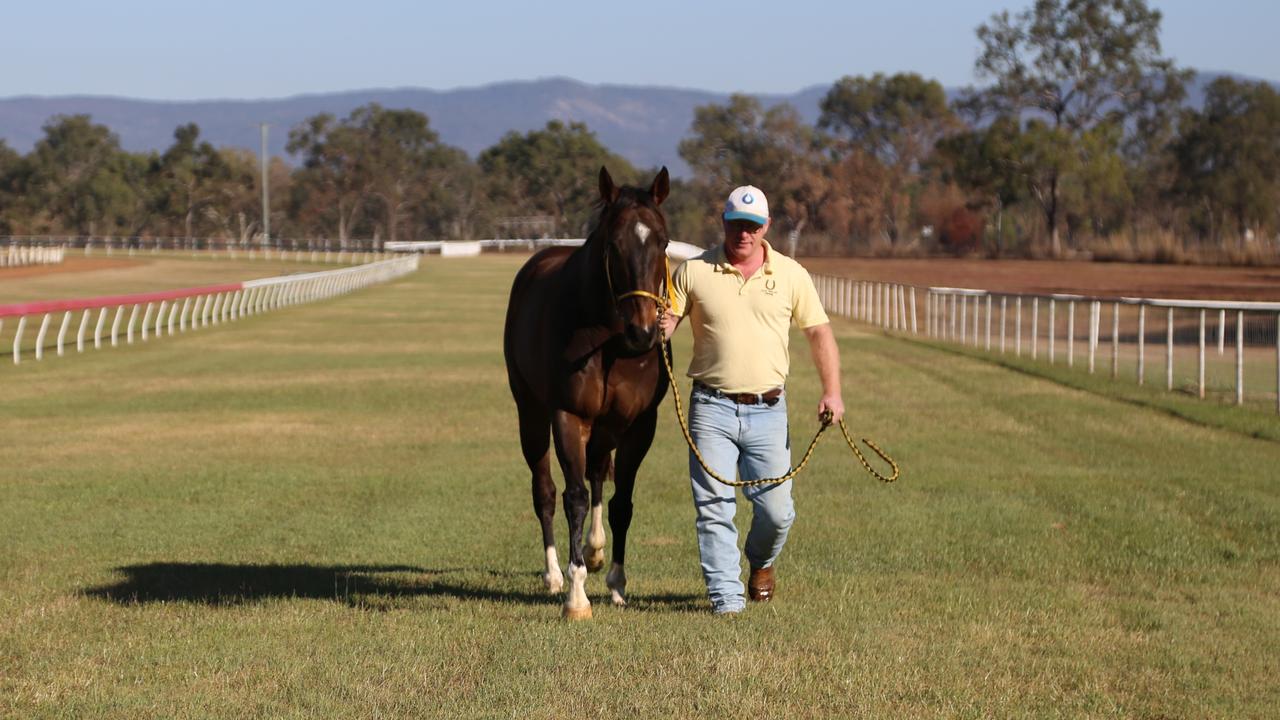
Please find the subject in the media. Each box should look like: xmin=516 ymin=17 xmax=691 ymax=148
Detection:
xmin=1000 ymin=296 xmax=1007 ymax=353
xmin=1049 ymin=299 xmax=1056 ymax=363
xmin=1111 ymin=302 xmax=1120 ymax=379
xmin=142 ymin=302 xmax=153 ymax=341
xmin=1015 ymin=297 xmax=1022 ymax=356
xmin=35 ymin=313 xmax=52 ymax=360
xmin=56 ymin=311 xmax=72 ymax=356
xmin=1031 ymin=298 xmax=1039 ymax=359
xmin=77 ymin=309 xmax=90 ymax=353
xmin=1198 ymin=309 xmax=1206 ymax=399
xmin=1236 ymin=310 xmax=1244 ymax=406
xmin=909 ymin=287 xmax=918 ymax=334
xmin=1137 ymin=304 xmax=1146 ymax=385
xmin=127 ymin=304 xmax=139 ymax=344
xmin=985 ymin=295 xmax=992 ymax=350
xmin=1166 ymin=308 xmax=1174 ymax=391
xmin=1088 ymin=302 xmax=1098 ymax=374
xmin=1218 ymin=308 xmax=1226 ymax=355
xmin=960 ymin=296 xmax=967 ymax=344
xmin=13 ymin=316 xmax=26 ymax=364
xmin=1068 ymin=301 xmax=1076 ymax=367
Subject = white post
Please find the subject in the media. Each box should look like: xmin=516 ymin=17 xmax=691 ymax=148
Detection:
xmin=77 ymin=309 xmax=90 ymax=353
xmin=1068 ymin=301 xmax=1076 ymax=368
xmin=142 ymin=302 xmax=153 ymax=341
xmin=56 ymin=311 xmax=72 ymax=356
xmin=1015 ymin=297 xmax=1022 ymax=357
xmin=95 ymin=307 xmax=107 ymax=349
xmin=984 ymin=295 xmax=992 ymax=350
xmin=1167 ymin=308 xmax=1174 ymax=392
xmin=1048 ymin=299 xmax=1056 ymax=363
xmin=1198 ymin=309 xmax=1206 ymax=399
xmin=971 ymin=296 xmax=979 ymax=345
xmin=1088 ymin=302 xmax=1098 ymax=374
xmin=1111 ymin=302 xmax=1120 ymax=378
xmin=1000 ymin=296 xmax=1007 ymax=353
xmin=910 ymin=287 xmax=918 ymax=334
xmin=180 ymin=297 xmax=192 ymax=332
xmin=127 ymin=304 xmax=139 ymax=344
xmin=35 ymin=313 xmax=52 ymax=360
xmin=1031 ymin=298 xmax=1039 ymax=360
xmin=1218 ymin=308 xmax=1226 ymax=355
xmin=156 ymin=301 xmax=167 ymax=337
xmin=926 ymin=291 xmax=933 ymax=337
xmin=1235 ymin=310 xmax=1244 ymax=406
xmin=959 ymin=296 xmax=967 ymax=344
xmin=168 ymin=301 xmax=179 ymax=335
xmin=13 ymin=316 xmax=26 ymax=364
xmin=1137 ymin=305 xmax=1146 ymax=385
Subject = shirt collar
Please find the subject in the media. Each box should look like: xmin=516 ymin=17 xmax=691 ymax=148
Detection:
xmin=714 ymin=239 xmax=774 ymax=275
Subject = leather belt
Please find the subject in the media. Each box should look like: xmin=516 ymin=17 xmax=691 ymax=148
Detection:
xmin=693 ymin=381 xmax=783 ymax=407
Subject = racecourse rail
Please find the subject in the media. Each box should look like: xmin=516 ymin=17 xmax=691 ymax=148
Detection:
xmin=811 ymin=274 xmax=1280 ymax=414
xmin=2 ymin=244 xmax=65 ymax=268
xmin=0 ymin=255 xmax=419 ymax=365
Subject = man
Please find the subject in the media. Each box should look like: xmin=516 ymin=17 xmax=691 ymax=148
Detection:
xmin=661 ymin=185 xmax=844 ymax=615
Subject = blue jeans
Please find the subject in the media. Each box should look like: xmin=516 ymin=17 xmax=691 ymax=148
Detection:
xmin=687 ymin=386 xmax=795 ymax=614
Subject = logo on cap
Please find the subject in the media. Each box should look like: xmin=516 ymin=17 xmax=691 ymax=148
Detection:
xmin=742 ymin=193 xmax=755 ymax=204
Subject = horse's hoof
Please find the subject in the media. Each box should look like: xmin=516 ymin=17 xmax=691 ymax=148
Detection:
xmin=543 ymin=573 xmax=564 ymax=594
xmin=584 ymin=549 xmax=606 ymax=573
xmin=562 ymin=604 xmax=593 ymax=621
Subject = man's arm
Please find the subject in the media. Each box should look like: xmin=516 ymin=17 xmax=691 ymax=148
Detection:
xmin=803 ymin=323 xmax=844 ymax=423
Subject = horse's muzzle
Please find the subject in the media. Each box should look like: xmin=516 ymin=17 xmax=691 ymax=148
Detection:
xmin=616 ymin=322 xmax=660 ymax=357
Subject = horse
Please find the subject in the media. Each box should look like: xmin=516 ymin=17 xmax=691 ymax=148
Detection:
xmin=503 ymin=166 xmax=671 ymax=620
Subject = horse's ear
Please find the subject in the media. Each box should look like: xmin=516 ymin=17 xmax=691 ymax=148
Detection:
xmin=599 ymin=166 xmax=620 ymax=204
xmin=649 ymin=166 xmax=670 ymax=206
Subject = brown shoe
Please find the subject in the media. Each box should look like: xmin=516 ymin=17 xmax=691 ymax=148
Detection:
xmin=748 ymin=566 xmax=775 ymax=602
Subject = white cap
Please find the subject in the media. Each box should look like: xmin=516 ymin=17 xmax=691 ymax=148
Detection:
xmin=723 ymin=185 xmax=769 ymax=225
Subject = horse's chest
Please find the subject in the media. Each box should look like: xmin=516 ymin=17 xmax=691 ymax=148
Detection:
xmin=561 ymin=355 xmax=658 ymax=421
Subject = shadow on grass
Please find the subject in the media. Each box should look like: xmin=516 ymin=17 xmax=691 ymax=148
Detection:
xmin=82 ymin=562 xmax=704 ymax=613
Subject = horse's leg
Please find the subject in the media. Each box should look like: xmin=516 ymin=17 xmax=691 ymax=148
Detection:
xmin=552 ymin=410 xmax=592 ymax=620
xmin=607 ymin=406 xmax=658 ymax=607
xmin=583 ymin=448 xmax=612 ymax=574
xmin=515 ymin=394 xmax=561 ymax=593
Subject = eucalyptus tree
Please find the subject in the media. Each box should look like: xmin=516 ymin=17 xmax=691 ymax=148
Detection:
xmin=479 ymin=120 xmax=635 ymax=237
xmin=158 ymin=123 xmax=232 ymax=242
xmin=964 ymin=0 xmax=1188 ymax=253
xmin=819 ymin=73 xmax=958 ymax=243
xmin=1172 ymin=78 xmax=1280 ymax=244
xmin=679 ymin=94 xmax=831 ymax=251
xmin=22 ymin=114 xmax=141 ymax=236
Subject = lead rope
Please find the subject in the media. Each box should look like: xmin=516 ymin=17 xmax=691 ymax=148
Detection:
xmin=657 ymin=305 xmax=899 ymax=487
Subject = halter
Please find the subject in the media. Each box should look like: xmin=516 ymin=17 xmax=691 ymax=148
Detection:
xmin=604 ymin=243 xmax=675 ymax=311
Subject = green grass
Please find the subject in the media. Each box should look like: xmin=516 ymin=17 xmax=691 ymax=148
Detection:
xmin=2 ymin=255 xmax=1279 ymax=718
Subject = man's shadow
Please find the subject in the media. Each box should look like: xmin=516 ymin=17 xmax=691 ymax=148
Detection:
xmin=82 ymin=562 xmax=703 ymax=612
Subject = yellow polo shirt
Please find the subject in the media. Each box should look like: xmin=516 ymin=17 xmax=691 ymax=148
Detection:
xmin=669 ymin=240 xmax=828 ymax=394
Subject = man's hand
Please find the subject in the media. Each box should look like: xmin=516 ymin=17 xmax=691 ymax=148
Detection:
xmin=660 ymin=311 xmax=681 ymax=339
xmin=817 ymin=393 xmax=845 ymax=424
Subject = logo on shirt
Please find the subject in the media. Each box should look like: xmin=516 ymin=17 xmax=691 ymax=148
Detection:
xmin=763 ymin=278 xmax=777 ymax=295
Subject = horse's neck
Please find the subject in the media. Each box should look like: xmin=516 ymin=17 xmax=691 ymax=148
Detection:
xmin=564 ymin=240 xmax=610 ymax=328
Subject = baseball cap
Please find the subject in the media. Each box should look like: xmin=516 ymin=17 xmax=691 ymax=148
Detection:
xmin=723 ymin=185 xmax=769 ymax=225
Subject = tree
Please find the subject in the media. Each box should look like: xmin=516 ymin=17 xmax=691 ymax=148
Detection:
xmin=287 ymin=109 xmax=373 ymax=243
xmin=1172 ymin=78 xmax=1280 ymax=244
xmin=678 ymin=95 xmax=829 ymax=251
xmin=158 ymin=123 xmax=231 ymax=242
xmin=965 ymin=0 xmax=1188 ymax=254
xmin=21 ymin=115 xmax=141 ymax=236
xmin=819 ymin=73 xmax=959 ymax=242
xmin=478 ymin=120 xmax=635 ymax=237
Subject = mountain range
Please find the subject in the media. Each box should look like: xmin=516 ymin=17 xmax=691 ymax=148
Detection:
xmin=0 ymin=73 xmax=1274 ymax=178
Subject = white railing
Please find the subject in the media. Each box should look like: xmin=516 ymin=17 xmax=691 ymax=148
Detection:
xmin=811 ymin=274 xmax=1280 ymax=414
xmin=0 ymin=255 xmax=419 ymax=366
xmin=1 ymin=245 xmax=66 ymax=268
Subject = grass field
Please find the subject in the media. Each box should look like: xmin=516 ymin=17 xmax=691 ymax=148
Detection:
xmin=2 ymin=255 xmax=1278 ymax=718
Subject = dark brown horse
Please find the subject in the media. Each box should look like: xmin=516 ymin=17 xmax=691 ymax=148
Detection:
xmin=504 ymin=166 xmax=671 ymax=620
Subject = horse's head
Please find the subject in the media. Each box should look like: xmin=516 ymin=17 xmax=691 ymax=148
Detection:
xmin=595 ymin=166 xmax=671 ymax=356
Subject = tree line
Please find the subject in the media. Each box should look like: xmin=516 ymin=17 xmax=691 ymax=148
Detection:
xmin=1 ymin=0 xmax=1277 ymax=261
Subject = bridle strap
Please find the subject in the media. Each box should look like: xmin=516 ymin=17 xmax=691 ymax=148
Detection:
xmin=606 ymin=249 xmax=674 ymax=310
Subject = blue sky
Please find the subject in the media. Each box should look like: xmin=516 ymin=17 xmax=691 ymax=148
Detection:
xmin=5 ymin=0 xmax=1276 ymax=100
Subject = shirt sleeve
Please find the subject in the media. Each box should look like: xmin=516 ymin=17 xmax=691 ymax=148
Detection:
xmin=792 ymin=266 xmax=829 ymax=328
xmin=669 ymin=259 xmax=691 ymax=317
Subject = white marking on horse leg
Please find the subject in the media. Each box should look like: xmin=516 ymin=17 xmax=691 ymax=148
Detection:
xmin=543 ymin=545 xmax=564 ymax=593
xmin=634 ymin=221 xmax=651 ymax=245
xmin=562 ymin=562 xmax=592 ymax=620
xmin=606 ymin=561 xmax=627 ymax=606
xmin=584 ymin=503 xmax=606 ymax=572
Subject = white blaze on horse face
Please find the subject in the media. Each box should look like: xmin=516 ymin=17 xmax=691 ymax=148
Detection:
xmin=634 ymin=221 xmax=651 ymax=246
xmin=543 ymin=546 xmax=564 ymax=593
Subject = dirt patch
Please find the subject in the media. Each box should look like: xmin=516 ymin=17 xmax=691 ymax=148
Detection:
xmin=800 ymin=257 xmax=1280 ymax=302
xmin=0 ymin=256 xmax=147 ymax=280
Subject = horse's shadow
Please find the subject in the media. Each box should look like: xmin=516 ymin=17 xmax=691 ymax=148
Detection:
xmin=81 ymin=562 xmax=704 ymax=613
